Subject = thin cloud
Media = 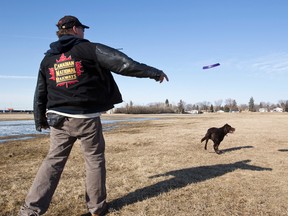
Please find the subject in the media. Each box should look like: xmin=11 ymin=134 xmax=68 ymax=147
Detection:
xmin=251 ymin=53 xmax=288 ymax=75
xmin=223 ymin=52 xmax=288 ymax=76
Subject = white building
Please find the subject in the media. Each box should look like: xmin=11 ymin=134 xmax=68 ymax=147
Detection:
xmin=259 ymin=108 xmax=268 ymax=112
xmin=272 ymin=107 xmax=283 ymax=112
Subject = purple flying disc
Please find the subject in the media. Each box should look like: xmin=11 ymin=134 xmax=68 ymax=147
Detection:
xmin=203 ymin=63 xmax=220 ymax=69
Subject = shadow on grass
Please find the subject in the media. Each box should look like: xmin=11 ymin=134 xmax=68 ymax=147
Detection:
xmin=278 ymin=149 xmax=288 ymax=152
xmin=221 ymin=145 xmax=254 ymax=153
xmin=110 ymin=160 xmax=272 ymax=211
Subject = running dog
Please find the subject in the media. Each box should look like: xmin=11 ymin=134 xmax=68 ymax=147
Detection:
xmin=201 ymin=124 xmax=235 ymax=154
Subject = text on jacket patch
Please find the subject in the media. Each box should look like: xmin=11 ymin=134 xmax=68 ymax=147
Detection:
xmin=49 ymin=53 xmax=83 ymax=88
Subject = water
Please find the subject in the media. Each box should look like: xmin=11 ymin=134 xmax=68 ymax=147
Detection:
xmin=0 ymin=118 xmax=154 ymax=143
xmin=0 ymin=120 xmax=43 ymax=137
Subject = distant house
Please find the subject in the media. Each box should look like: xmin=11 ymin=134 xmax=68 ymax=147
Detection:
xmin=216 ymin=110 xmax=225 ymax=113
xmin=259 ymin=108 xmax=268 ymax=112
xmin=272 ymin=107 xmax=283 ymax=112
xmin=188 ymin=110 xmax=199 ymax=114
xmin=106 ymin=108 xmax=116 ymax=114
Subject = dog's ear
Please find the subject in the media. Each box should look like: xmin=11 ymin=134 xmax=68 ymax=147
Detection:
xmin=224 ymin=124 xmax=230 ymax=133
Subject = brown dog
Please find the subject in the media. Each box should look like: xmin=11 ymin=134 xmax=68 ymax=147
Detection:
xmin=201 ymin=124 xmax=235 ymax=154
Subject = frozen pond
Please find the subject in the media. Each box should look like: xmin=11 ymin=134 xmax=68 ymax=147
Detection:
xmin=0 ymin=118 xmax=154 ymax=143
xmin=0 ymin=120 xmax=43 ymax=137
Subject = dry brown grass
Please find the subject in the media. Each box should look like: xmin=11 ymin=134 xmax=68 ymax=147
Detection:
xmin=0 ymin=113 xmax=34 ymax=121
xmin=1 ymin=112 xmax=288 ymax=216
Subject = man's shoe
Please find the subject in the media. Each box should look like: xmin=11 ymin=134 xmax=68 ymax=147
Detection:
xmin=91 ymin=202 xmax=108 ymax=216
xmin=18 ymin=205 xmax=40 ymax=216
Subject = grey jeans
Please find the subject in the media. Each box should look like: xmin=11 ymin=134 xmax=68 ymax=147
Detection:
xmin=21 ymin=117 xmax=106 ymax=215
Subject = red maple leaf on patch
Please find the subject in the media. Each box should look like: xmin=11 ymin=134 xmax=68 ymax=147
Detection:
xmin=57 ymin=53 xmax=72 ymax=62
xmin=57 ymin=80 xmax=79 ymax=88
xmin=49 ymin=68 xmax=56 ymax=81
xmin=75 ymin=61 xmax=83 ymax=76
xmin=48 ymin=53 xmax=84 ymax=88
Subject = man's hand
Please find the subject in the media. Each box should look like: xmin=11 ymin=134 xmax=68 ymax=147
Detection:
xmin=35 ymin=119 xmax=50 ymax=132
xmin=36 ymin=125 xmax=50 ymax=132
xmin=158 ymin=72 xmax=169 ymax=83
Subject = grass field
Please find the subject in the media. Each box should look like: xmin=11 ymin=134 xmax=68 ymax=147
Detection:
xmin=1 ymin=112 xmax=288 ymax=216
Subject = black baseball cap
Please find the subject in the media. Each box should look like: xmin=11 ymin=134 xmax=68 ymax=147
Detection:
xmin=57 ymin=15 xmax=89 ymax=30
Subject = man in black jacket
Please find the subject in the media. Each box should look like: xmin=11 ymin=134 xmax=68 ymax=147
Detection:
xmin=18 ymin=15 xmax=168 ymax=216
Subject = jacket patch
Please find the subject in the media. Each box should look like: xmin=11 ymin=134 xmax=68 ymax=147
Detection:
xmin=49 ymin=53 xmax=83 ymax=88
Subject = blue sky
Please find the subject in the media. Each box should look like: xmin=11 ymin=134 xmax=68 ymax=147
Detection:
xmin=0 ymin=0 xmax=287 ymax=110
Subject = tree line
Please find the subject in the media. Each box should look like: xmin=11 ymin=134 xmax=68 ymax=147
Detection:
xmin=114 ymin=97 xmax=288 ymax=114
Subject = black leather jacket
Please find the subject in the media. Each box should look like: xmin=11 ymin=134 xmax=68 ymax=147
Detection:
xmin=34 ymin=35 xmax=165 ymax=131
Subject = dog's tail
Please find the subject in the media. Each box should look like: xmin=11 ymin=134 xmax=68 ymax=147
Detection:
xmin=201 ymin=136 xmax=206 ymax=143
xmin=201 ymin=132 xmax=211 ymax=143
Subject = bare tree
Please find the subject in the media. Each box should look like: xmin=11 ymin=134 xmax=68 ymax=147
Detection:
xmin=225 ymin=98 xmax=238 ymax=112
xmin=239 ymin=104 xmax=248 ymax=112
xmin=278 ymin=100 xmax=286 ymax=111
xmin=214 ymin=99 xmax=223 ymax=111
xmin=177 ymin=100 xmax=185 ymax=114
xmin=201 ymin=101 xmax=211 ymax=112
xmin=185 ymin=103 xmax=193 ymax=111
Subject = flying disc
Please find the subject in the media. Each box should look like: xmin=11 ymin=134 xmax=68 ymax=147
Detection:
xmin=203 ymin=63 xmax=220 ymax=70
